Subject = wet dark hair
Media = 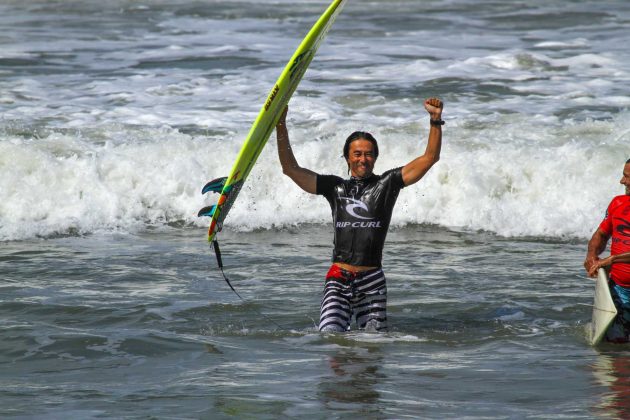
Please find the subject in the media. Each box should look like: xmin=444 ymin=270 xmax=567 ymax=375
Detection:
xmin=342 ymin=131 xmax=379 ymax=160
xmin=627 ymin=158 xmax=630 ymax=164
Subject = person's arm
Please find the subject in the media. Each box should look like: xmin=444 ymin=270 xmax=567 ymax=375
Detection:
xmin=401 ymin=97 xmax=443 ymax=187
xmin=584 ymin=228 xmax=611 ymax=277
xmin=588 ymin=251 xmax=630 ymax=277
xmin=276 ymin=107 xmax=317 ymax=194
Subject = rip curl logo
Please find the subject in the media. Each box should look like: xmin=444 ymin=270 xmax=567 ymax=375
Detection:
xmin=336 ymin=221 xmax=382 ymax=228
xmin=340 ymin=197 xmax=373 ymax=220
xmin=615 ymin=217 xmax=630 ymax=237
xmin=336 ymin=197 xmax=382 ymax=229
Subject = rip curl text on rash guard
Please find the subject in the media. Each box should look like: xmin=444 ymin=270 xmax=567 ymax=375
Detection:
xmin=317 ymin=168 xmax=405 ymax=267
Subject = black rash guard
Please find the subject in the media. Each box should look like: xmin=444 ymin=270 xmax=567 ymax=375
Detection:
xmin=316 ymin=168 xmax=405 ymax=267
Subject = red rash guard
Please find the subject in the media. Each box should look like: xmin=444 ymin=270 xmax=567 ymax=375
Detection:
xmin=599 ymin=195 xmax=630 ymax=286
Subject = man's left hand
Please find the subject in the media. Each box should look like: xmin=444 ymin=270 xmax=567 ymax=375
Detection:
xmin=424 ymin=97 xmax=443 ymax=119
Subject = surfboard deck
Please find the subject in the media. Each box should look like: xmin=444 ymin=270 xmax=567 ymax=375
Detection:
xmin=589 ymin=268 xmax=618 ymax=346
xmin=202 ymin=0 xmax=347 ymax=242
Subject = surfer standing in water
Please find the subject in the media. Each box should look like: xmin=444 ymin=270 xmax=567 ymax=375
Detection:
xmin=585 ymin=158 xmax=630 ymax=342
xmin=275 ymin=98 xmax=443 ymax=332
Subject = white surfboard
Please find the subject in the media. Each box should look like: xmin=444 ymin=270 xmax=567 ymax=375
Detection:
xmin=589 ymin=268 xmax=618 ymax=346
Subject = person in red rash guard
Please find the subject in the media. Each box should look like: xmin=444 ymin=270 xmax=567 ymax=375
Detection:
xmin=585 ymin=158 xmax=630 ymax=342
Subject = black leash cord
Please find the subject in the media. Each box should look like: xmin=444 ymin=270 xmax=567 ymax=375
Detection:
xmin=212 ymin=240 xmax=244 ymax=301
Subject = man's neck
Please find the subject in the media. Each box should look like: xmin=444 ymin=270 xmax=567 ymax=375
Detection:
xmin=350 ymin=173 xmax=375 ymax=181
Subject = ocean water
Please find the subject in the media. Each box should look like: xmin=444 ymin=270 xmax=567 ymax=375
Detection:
xmin=1 ymin=0 xmax=630 ymax=418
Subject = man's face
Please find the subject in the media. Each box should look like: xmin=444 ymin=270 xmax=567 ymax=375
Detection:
xmin=621 ymin=162 xmax=630 ymax=195
xmin=347 ymin=139 xmax=376 ymax=179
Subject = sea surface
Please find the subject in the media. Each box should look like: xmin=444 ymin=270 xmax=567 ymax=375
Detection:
xmin=2 ymin=0 xmax=630 ymax=418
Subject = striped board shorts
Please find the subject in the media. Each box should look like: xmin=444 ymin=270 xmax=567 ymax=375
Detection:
xmin=319 ymin=264 xmax=388 ymax=332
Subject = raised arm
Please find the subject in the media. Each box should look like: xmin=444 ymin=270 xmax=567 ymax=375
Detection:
xmin=276 ymin=107 xmax=317 ymax=194
xmin=401 ymin=97 xmax=443 ymax=186
xmin=584 ymin=228 xmax=611 ymax=277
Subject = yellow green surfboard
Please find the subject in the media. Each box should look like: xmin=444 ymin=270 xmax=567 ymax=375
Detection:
xmin=199 ymin=0 xmax=347 ymax=242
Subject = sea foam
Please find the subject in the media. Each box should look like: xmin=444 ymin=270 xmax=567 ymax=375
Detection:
xmin=1 ymin=109 xmax=628 ymax=241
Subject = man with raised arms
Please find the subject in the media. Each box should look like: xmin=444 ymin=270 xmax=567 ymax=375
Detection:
xmin=585 ymin=158 xmax=630 ymax=342
xmin=275 ymin=98 xmax=444 ymax=332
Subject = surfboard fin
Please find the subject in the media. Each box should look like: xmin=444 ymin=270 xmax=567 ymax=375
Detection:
xmin=201 ymin=177 xmax=228 ymax=194
xmin=197 ymin=205 xmax=217 ymax=217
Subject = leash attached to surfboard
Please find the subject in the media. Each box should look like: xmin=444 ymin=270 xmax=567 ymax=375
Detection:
xmin=211 ymin=239 xmax=244 ymax=301
xmin=198 ymin=0 xmax=347 ymax=302
xmin=209 ymin=239 xmax=288 ymax=331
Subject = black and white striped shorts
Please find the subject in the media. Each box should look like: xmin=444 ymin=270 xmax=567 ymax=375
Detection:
xmin=319 ymin=265 xmax=387 ymax=332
